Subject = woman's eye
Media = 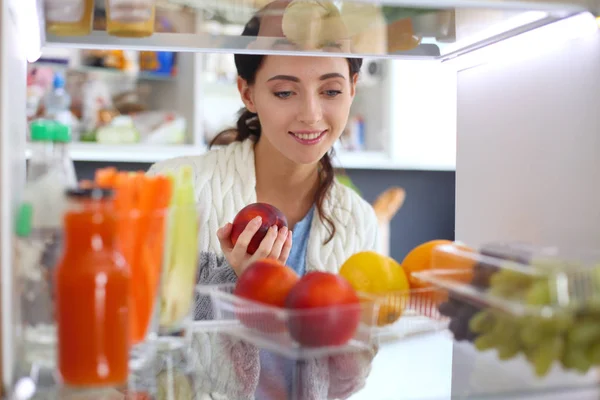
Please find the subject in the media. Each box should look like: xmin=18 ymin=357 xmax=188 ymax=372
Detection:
xmin=324 ymin=90 xmax=342 ymax=97
xmin=274 ymin=91 xmax=293 ymax=99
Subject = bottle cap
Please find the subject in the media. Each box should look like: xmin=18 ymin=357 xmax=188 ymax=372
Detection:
xmin=30 ymin=120 xmax=53 ymax=142
xmin=15 ymin=203 xmax=33 ymax=237
xmin=52 ymin=123 xmax=72 ymax=143
xmin=53 ymin=73 xmax=65 ymax=89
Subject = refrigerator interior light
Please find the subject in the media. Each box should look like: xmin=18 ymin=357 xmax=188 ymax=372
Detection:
xmin=10 ymin=0 xmax=44 ymax=63
xmin=444 ymin=12 xmax=598 ymax=72
xmin=442 ymin=11 xmax=550 ymax=55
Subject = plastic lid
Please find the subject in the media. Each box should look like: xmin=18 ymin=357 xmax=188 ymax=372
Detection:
xmin=53 ymin=73 xmax=65 ymax=89
xmin=15 ymin=203 xmax=33 ymax=237
xmin=65 ymin=187 xmax=114 ymax=200
xmin=52 ymin=123 xmax=71 ymax=143
xmin=30 ymin=120 xmax=53 ymax=142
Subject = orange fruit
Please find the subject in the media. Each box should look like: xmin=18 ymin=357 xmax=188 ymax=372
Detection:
xmin=402 ymin=240 xmax=476 ymax=288
xmin=432 ymin=242 xmax=477 ymax=284
xmin=402 ymin=240 xmax=453 ymax=289
xmin=340 ymin=251 xmax=410 ymax=326
xmin=402 ymin=241 xmax=476 ymax=317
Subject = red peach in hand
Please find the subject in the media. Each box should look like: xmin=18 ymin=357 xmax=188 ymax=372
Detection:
xmin=231 ymin=203 xmax=288 ymax=255
xmin=234 ymin=258 xmax=299 ymax=333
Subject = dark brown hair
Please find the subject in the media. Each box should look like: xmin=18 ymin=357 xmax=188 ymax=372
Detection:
xmin=210 ymin=11 xmax=362 ymax=244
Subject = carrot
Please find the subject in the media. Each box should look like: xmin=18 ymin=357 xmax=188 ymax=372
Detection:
xmin=147 ymin=176 xmax=173 ymax=269
xmin=92 ymin=169 xmax=174 ymax=343
xmin=153 ymin=175 xmax=174 ymax=210
xmin=95 ymin=167 xmax=117 ymax=188
xmin=112 ymin=172 xmax=147 ymax=344
xmin=130 ymin=262 xmax=150 ymax=343
xmin=132 ymin=174 xmax=160 ymax=339
xmin=135 ymin=175 xmax=174 ymax=337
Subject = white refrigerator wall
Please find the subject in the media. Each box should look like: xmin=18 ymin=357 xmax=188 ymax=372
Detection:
xmin=1 ymin=0 xmax=29 ymax=391
xmin=456 ymin=17 xmax=600 ymax=250
xmin=453 ymin=15 xmax=600 ymax=396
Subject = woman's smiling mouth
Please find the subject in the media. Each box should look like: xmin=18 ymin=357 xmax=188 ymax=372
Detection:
xmin=289 ymin=130 xmax=328 ymax=145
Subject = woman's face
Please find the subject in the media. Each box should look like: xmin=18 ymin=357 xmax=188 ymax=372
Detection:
xmin=238 ymin=55 xmax=358 ymax=165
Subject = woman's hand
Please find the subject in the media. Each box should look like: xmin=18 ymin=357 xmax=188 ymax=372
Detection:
xmin=217 ymin=216 xmax=292 ymax=276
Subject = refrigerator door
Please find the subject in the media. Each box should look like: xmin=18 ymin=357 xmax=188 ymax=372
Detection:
xmin=454 ymin=12 xmax=600 ymax=398
xmin=0 ymin=0 xmax=44 ymax=393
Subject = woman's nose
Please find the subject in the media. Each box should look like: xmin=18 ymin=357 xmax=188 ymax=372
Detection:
xmin=298 ymin=95 xmax=323 ymax=125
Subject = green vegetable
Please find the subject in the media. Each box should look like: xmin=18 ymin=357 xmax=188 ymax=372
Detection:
xmin=159 ymin=166 xmax=199 ymax=331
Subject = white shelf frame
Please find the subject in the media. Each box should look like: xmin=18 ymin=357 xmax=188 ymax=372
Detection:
xmin=25 ymin=143 xmax=454 ymax=170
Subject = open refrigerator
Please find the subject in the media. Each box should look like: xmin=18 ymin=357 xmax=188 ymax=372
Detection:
xmin=2 ymin=0 xmax=600 ymax=399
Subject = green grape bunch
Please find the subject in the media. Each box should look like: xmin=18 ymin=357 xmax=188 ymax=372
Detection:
xmin=470 ymin=261 xmax=600 ymax=378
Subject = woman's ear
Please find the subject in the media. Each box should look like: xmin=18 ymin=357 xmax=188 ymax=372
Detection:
xmin=237 ymin=76 xmax=257 ymax=113
xmin=350 ymin=73 xmax=359 ymax=98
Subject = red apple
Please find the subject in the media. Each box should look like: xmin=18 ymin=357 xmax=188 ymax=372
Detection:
xmin=231 ymin=203 xmax=288 ymax=255
xmin=234 ymin=258 xmax=299 ymax=333
xmin=285 ymin=271 xmax=361 ymax=347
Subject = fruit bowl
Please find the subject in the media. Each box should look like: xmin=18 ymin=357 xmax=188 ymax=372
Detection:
xmin=414 ymin=241 xmax=600 ymax=378
xmin=193 ymin=283 xmax=379 ymax=359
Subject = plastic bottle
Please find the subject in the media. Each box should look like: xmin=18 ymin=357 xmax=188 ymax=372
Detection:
xmin=44 ymin=73 xmax=72 ymax=125
xmin=14 ymin=120 xmax=77 ymax=382
xmin=52 ymin=122 xmax=78 ymax=187
xmin=27 ymin=120 xmax=55 ymax=182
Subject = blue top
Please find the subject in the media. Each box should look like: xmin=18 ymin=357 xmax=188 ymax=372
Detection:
xmin=285 ymin=205 xmax=315 ymax=276
xmin=255 ymin=206 xmax=315 ymax=400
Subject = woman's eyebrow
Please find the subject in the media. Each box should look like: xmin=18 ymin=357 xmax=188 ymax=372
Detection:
xmin=267 ymin=75 xmax=300 ymax=82
xmin=267 ymin=72 xmax=345 ymax=82
xmin=319 ymin=72 xmax=345 ymax=80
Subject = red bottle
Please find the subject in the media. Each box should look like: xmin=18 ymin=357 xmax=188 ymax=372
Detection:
xmin=55 ymin=188 xmax=130 ymax=387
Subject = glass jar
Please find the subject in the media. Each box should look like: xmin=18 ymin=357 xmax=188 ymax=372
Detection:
xmin=45 ymin=0 xmax=95 ymax=37
xmin=55 ymin=188 xmax=130 ymax=388
xmin=105 ymin=0 xmax=156 ymax=38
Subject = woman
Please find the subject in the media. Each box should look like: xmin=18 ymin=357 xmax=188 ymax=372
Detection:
xmin=148 ymin=1 xmax=379 ymax=398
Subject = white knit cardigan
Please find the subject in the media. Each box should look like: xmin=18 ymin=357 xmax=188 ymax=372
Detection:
xmin=148 ymin=138 xmax=379 ymax=271
xmin=147 ymin=139 xmax=380 ymax=399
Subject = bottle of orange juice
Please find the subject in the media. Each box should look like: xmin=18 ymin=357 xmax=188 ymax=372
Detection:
xmin=55 ymin=188 xmax=130 ymax=387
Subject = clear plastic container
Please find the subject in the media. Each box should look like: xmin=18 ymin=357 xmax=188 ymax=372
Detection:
xmin=414 ymin=241 xmax=600 ymax=378
xmin=45 ymin=0 xmax=95 ymax=36
xmin=194 ymin=283 xmax=380 ymax=360
xmin=105 ymin=0 xmax=156 ymax=38
xmin=416 ymin=241 xmax=600 ymax=316
xmin=360 ymin=287 xmax=449 ymax=343
xmin=139 ymin=337 xmax=195 ymax=399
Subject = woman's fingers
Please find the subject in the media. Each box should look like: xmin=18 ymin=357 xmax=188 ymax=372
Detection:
xmin=253 ymin=225 xmax=279 ymax=259
xmin=217 ymin=223 xmax=234 ymax=251
xmin=268 ymin=226 xmax=288 ymax=259
xmin=230 ymin=216 xmax=263 ymax=260
xmin=278 ymin=230 xmax=293 ymax=264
